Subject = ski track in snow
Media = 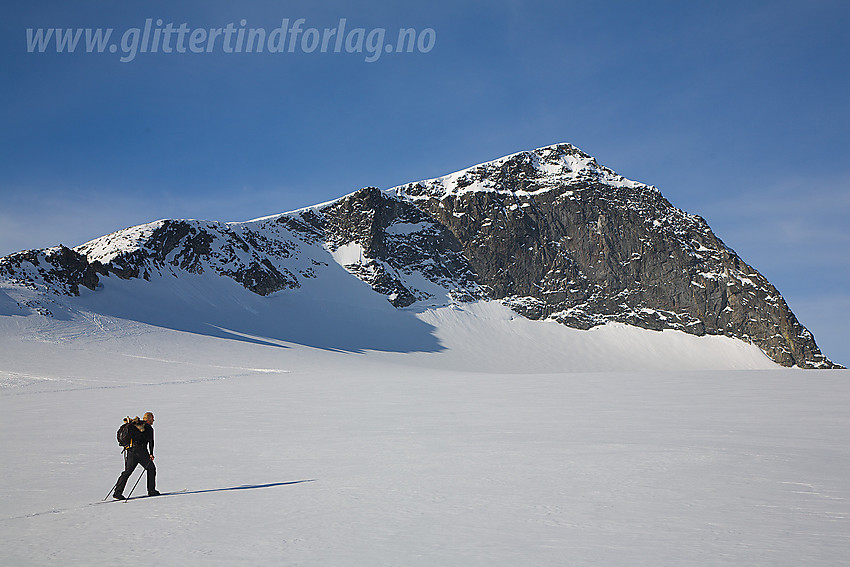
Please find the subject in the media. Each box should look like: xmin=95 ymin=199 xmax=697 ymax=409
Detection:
xmin=117 ymin=352 xmax=290 ymax=374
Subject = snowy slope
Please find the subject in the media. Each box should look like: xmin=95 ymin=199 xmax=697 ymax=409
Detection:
xmin=1 ymin=197 xmax=848 ymax=565
xmin=1 ymin=142 xmax=847 ymax=563
xmin=0 ymin=250 xmax=776 ymax=373
xmin=1 ymin=307 xmax=848 ymax=566
xmin=391 ymin=142 xmax=644 ymax=200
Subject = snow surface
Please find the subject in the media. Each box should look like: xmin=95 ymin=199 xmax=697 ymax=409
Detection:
xmin=390 ymin=143 xmax=646 ymax=202
xmin=2 ymin=272 xmax=849 ymax=565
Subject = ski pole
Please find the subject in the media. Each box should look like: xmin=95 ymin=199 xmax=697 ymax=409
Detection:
xmin=125 ymin=468 xmax=145 ymax=502
xmin=104 ymin=448 xmax=129 ymax=501
xmin=104 ymin=478 xmax=121 ymax=501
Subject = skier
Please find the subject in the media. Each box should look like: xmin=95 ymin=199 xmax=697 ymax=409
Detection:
xmin=113 ymin=411 xmax=160 ymax=499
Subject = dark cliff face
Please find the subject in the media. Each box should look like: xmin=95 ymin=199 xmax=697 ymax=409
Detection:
xmin=0 ymin=246 xmax=104 ymax=296
xmin=393 ymin=144 xmax=836 ymax=368
xmin=0 ymin=143 xmax=839 ymax=368
xmin=309 ymin=188 xmax=484 ymax=307
xmin=73 ymin=219 xmax=304 ymax=296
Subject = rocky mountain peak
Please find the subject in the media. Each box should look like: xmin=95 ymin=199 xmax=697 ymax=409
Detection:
xmin=0 ymin=143 xmax=840 ymax=369
xmin=393 ymin=143 xmax=644 ymax=202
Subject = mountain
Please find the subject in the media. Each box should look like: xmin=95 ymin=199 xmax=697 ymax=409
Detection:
xmin=0 ymin=143 xmax=839 ymax=368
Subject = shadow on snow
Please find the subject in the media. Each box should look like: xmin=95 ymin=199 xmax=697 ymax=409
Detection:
xmin=71 ymin=273 xmax=446 ymax=354
xmin=175 ymin=480 xmax=316 ymax=496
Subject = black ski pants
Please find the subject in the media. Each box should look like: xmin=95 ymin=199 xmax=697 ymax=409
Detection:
xmin=114 ymin=449 xmax=156 ymax=495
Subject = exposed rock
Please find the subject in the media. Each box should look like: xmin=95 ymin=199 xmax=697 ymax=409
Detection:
xmin=392 ymin=143 xmax=837 ymax=368
xmin=0 ymin=245 xmax=104 ymax=296
xmin=0 ymin=143 xmax=839 ymax=368
xmin=74 ymin=219 xmax=303 ymax=296
xmin=315 ymin=187 xmax=485 ymax=307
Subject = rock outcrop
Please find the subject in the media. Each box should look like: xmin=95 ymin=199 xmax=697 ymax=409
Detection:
xmin=0 ymin=143 xmax=839 ymax=368
xmin=392 ymin=144 xmax=835 ymax=368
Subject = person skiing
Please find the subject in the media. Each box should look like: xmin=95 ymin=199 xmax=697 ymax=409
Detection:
xmin=113 ymin=411 xmax=160 ymax=499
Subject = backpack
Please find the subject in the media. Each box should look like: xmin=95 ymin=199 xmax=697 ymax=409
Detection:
xmin=117 ymin=416 xmax=144 ymax=448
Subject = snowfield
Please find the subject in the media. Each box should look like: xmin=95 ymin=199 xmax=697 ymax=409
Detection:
xmin=1 ymin=281 xmax=848 ymax=565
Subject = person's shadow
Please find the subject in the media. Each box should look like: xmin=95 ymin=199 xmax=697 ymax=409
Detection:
xmin=168 ymin=480 xmax=315 ymax=496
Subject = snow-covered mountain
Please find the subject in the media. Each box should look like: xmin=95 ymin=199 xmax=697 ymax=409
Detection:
xmin=0 ymin=143 xmax=838 ymax=368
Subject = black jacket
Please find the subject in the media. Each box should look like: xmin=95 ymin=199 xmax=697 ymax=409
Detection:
xmin=132 ymin=423 xmax=154 ymax=456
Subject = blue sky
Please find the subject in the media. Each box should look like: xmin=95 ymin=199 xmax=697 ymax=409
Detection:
xmin=2 ymin=1 xmax=848 ymax=365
